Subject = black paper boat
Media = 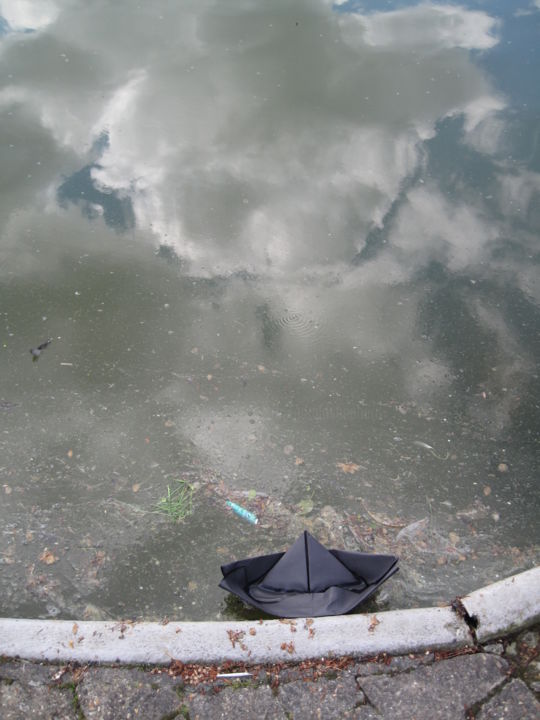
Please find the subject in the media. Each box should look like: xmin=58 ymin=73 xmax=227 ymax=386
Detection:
xmin=219 ymin=531 xmax=398 ymax=618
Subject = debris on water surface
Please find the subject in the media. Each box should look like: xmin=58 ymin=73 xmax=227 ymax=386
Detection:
xmin=360 ymin=500 xmax=407 ymax=528
xmin=226 ymin=500 xmax=258 ymax=525
xmin=412 ymin=440 xmax=449 ymax=460
xmin=336 ymin=461 xmax=361 ymax=474
xmin=296 ymin=497 xmax=314 ymax=516
xmin=456 ymin=499 xmax=491 ymax=521
xmin=396 ymin=518 xmax=429 ymax=543
xmin=154 ymin=479 xmax=194 ymax=522
xmin=30 ymin=338 xmax=52 ymax=360
xmin=39 ymin=548 xmax=58 ymax=565
xmin=0 ymin=400 xmax=19 ymax=411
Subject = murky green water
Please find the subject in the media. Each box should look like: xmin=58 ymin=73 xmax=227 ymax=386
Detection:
xmin=1 ymin=0 xmax=539 ymax=621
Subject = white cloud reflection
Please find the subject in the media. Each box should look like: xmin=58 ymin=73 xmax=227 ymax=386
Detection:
xmin=346 ymin=3 xmax=500 ymax=51
xmin=0 ymin=0 xmax=59 ymax=32
xmin=23 ymin=0 xmax=500 ymax=279
xmin=1 ymin=2 xmax=537 ymax=376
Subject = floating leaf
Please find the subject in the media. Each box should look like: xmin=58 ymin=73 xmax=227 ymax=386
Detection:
xmin=297 ymin=498 xmax=314 ymax=516
xmin=247 ymin=489 xmax=257 ymax=501
xmin=294 ymin=457 xmax=305 ymax=466
xmin=39 ymin=549 xmax=58 ymax=565
xmin=336 ymin=462 xmax=360 ymax=474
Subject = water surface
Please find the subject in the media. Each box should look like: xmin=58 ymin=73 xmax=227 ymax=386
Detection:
xmin=1 ymin=0 xmax=539 ymax=620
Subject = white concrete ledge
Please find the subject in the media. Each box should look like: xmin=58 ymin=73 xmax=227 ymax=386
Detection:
xmin=461 ymin=567 xmax=540 ymax=643
xmin=0 ymin=607 xmax=470 ymax=665
xmin=1 ymin=568 xmax=537 ymax=665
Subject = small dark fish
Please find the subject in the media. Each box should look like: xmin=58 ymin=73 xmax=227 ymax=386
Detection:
xmin=30 ymin=338 xmax=52 ymax=360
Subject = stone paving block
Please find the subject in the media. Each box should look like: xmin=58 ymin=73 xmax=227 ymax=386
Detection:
xmin=358 ymin=652 xmax=508 ymax=720
xmin=77 ymin=667 xmax=180 ymax=720
xmin=0 ymin=681 xmax=77 ymax=720
xmin=0 ymin=660 xmax=59 ymax=685
xmin=355 ymin=653 xmax=435 ymax=676
xmin=277 ymin=674 xmax=365 ymax=719
xmin=476 ymin=679 xmax=540 ymax=720
xmin=187 ymin=685 xmax=287 ymax=719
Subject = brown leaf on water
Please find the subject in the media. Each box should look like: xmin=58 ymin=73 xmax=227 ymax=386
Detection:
xmin=39 ymin=549 xmax=58 ymax=565
xmin=187 ymin=581 xmax=198 ymax=592
xmin=72 ymin=623 xmax=79 ymax=635
xmin=368 ymin=615 xmax=380 ymax=632
xmin=294 ymin=457 xmax=305 ymax=466
xmin=249 ymin=628 xmax=257 ymax=636
xmin=337 ymin=462 xmax=360 ymax=474
xmin=483 ymin=485 xmax=492 ymax=496
xmin=67 ymin=449 xmax=73 ymax=458
xmin=132 ymin=483 xmax=141 ymax=493
xmin=3 ymin=484 xmax=12 ymax=495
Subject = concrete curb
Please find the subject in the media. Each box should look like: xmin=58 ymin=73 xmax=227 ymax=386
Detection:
xmin=0 ymin=567 xmax=537 ymax=665
xmin=461 ymin=566 xmax=540 ymax=642
xmin=0 ymin=607 xmax=470 ymax=665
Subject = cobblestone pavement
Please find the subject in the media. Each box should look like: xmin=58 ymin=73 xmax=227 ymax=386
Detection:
xmin=1 ymin=626 xmax=538 ymax=719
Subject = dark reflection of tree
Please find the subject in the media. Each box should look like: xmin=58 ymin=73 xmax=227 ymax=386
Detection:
xmin=155 ymin=244 xmax=182 ymax=265
xmin=255 ymin=302 xmax=281 ymax=350
xmin=352 ymin=167 xmax=423 ymax=266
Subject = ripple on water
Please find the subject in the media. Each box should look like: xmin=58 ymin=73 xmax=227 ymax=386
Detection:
xmin=276 ymin=310 xmax=324 ymax=343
